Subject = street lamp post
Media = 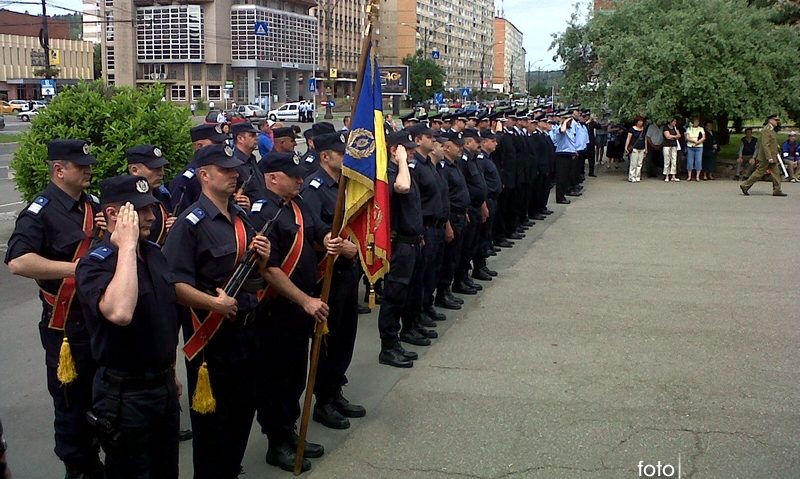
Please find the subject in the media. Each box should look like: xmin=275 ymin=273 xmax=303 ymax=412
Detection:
xmin=322 ymin=0 xmax=337 ymax=119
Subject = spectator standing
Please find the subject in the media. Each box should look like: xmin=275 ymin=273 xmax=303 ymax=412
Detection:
xmin=258 ymin=120 xmax=275 ymax=159
xmin=625 ymin=116 xmax=647 ymax=182
xmin=662 ymin=118 xmax=681 ymax=182
xmin=645 ymin=121 xmax=664 ymax=178
xmin=685 ymin=118 xmax=705 ymax=181
xmin=216 ymin=110 xmax=227 ymax=124
xmin=605 ymin=122 xmax=625 ymax=169
xmin=735 ymin=128 xmax=758 ymax=180
xmin=701 ymin=121 xmax=719 ymax=180
xmin=594 ymin=115 xmax=609 ymax=166
xmin=781 ymin=131 xmax=799 ymax=182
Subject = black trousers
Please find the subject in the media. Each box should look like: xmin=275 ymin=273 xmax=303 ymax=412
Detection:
xmin=314 ymin=262 xmax=359 ymax=403
xmin=39 ymin=323 xmax=100 ymax=471
xmin=92 ymin=368 xmax=179 ymax=479
xmin=532 ymin=172 xmax=550 ymax=213
xmin=646 ymin=147 xmax=663 ymax=177
xmin=257 ymin=300 xmax=312 ymax=446
xmin=458 ymin=210 xmax=480 ymax=274
xmin=421 ymin=224 xmax=445 ymax=310
xmin=499 ymin=188 xmax=518 ymax=237
xmin=515 ymin=182 xmax=530 ymax=223
xmin=587 ymin=145 xmax=596 ymax=175
xmin=377 ymin=241 xmax=423 ymax=342
xmin=555 ymin=154 xmax=573 ymax=201
xmin=439 ymin=212 xmax=466 ymax=289
xmin=188 ymin=319 xmax=258 ymax=479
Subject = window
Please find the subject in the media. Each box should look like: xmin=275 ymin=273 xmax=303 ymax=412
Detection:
xmin=171 ymin=85 xmax=186 ymax=100
xmin=136 ymin=5 xmax=204 ymax=62
xmin=207 ymin=85 xmax=221 ymax=100
xmin=192 ymin=84 xmax=202 ymax=100
xmin=106 ymin=46 xmax=115 ymax=70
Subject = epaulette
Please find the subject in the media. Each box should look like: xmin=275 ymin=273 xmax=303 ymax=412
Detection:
xmin=477 ymin=153 xmax=485 ymax=160
xmin=305 ymin=155 xmax=316 ymax=163
xmin=438 ymin=161 xmax=445 ymax=169
xmin=186 ymin=207 xmax=206 ymax=225
xmin=145 ymin=240 xmax=161 ymax=249
xmin=408 ymin=161 xmax=417 ymax=169
xmin=182 ymin=168 xmax=195 ymax=179
xmin=251 ymin=199 xmax=267 ymax=213
xmin=88 ymin=245 xmax=114 ymax=261
xmin=309 ymin=177 xmax=322 ymax=189
xmin=89 ymin=194 xmax=100 ymax=204
xmin=26 ymin=196 xmax=49 ymax=215
xmin=461 ymin=154 xmax=469 ymax=162
xmin=158 ymin=185 xmax=172 ymax=198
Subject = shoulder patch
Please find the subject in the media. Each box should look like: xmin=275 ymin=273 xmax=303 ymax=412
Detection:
xmin=158 ymin=185 xmax=171 ymax=197
xmin=309 ymin=178 xmax=322 ymax=189
xmin=461 ymin=154 xmax=469 ymax=162
xmin=186 ymin=207 xmax=206 ymax=225
xmin=26 ymin=195 xmax=49 ymax=215
xmin=305 ymin=155 xmax=316 ymax=163
xmin=182 ymin=168 xmax=196 ymax=179
xmin=89 ymin=194 xmax=100 ymax=204
xmin=438 ymin=161 xmax=445 ymax=169
xmin=408 ymin=161 xmax=417 ymax=170
xmin=477 ymin=153 xmax=485 ymax=160
xmin=88 ymin=246 xmax=114 ymax=261
xmin=251 ymin=200 xmax=266 ymax=213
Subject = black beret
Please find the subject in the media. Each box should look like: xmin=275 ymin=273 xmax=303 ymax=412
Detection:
xmin=193 ymin=144 xmax=243 ymax=169
xmin=48 ymin=139 xmax=96 ymax=165
xmin=99 ymin=175 xmax=157 ymax=209
xmin=125 ymin=144 xmax=168 ymax=168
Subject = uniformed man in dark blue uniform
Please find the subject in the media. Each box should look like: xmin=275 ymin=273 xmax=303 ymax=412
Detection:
xmin=299 ymin=132 xmax=367 ymax=431
xmin=474 ymin=129 xmax=502 ymax=277
xmin=300 ymin=122 xmax=336 ymax=177
xmin=5 ymin=140 xmax=103 ymax=479
xmin=125 ymin=144 xmax=173 ymax=245
xmin=232 ymin=121 xmax=268 ymax=203
xmin=496 ymin=113 xmax=523 ymax=243
xmin=76 ymin=175 xmax=184 ymax=479
xmin=163 ymin=144 xmax=271 ymax=479
xmin=250 ymin=151 xmax=330 ymax=473
xmin=533 ymin=114 xmax=556 ymax=217
xmin=456 ymin=128 xmax=488 ymax=292
xmin=168 ymin=124 xmax=227 ymax=215
xmin=271 ymin=127 xmax=301 ymax=155
xmin=378 ymin=131 xmax=424 ymax=368
xmin=435 ymin=130 xmax=470 ymax=308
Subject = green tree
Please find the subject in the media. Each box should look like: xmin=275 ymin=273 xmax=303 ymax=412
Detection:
xmin=403 ymin=51 xmax=446 ymax=102
xmin=12 ymin=81 xmax=193 ymax=202
xmin=553 ymin=0 xmax=800 ymax=139
xmin=93 ymin=44 xmax=102 ymax=79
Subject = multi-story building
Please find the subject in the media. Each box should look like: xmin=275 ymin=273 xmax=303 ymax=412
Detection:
xmin=82 ymin=0 xmax=102 ymax=43
xmin=377 ymin=0 xmax=494 ymax=93
xmin=102 ymin=0 xmax=319 ymax=106
xmin=311 ymin=0 xmax=365 ymax=99
xmin=0 ymin=11 xmax=93 ymax=100
xmin=492 ymin=16 xmax=525 ymax=94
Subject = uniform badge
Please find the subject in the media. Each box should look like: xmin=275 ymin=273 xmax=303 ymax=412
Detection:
xmin=224 ymin=146 xmax=234 ymax=157
xmin=340 ymin=133 xmax=347 ymax=144
xmin=186 ymin=207 xmax=206 ymax=225
xmin=309 ymin=178 xmax=322 ymax=189
xmin=183 ymin=168 xmax=195 ymax=179
xmin=136 ymin=179 xmax=149 ymax=193
xmin=457 ymin=132 xmax=463 ymax=139
xmin=153 ymin=147 xmax=162 ymax=157
xmin=82 ymin=143 xmax=90 ymax=155
xmin=305 ymin=155 xmax=315 ymax=163
xmin=293 ymin=155 xmax=301 ymax=165
xmin=407 ymin=134 xmax=413 ymax=143
xmin=27 ymin=196 xmax=49 ymax=215
xmin=89 ymin=246 xmax=114 ymax=261
xmin=252 ymin=200 xmax=266 ymax=213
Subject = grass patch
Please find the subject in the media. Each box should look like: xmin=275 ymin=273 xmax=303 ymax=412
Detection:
xmin=0 ymin=132 xmax=23 ymax=143
xmin=719 ymin=132 xmax=792 ymax=161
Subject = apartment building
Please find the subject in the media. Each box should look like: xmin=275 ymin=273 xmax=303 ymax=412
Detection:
xmin=311 ymin=0 xmax=365 ymax=99
xmin=492 ymin=16 xmax=525 ymax=94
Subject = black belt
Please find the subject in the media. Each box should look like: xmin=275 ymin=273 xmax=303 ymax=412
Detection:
xmin=102 ymin=366 xmax=172 ymax=390
xmin=450 ymin=206 xmax=467 ymax=214
xmin=391 ymin=233 xmax=423 ymax=244
xmin=423 ymin=217 xmax=446 ymax=227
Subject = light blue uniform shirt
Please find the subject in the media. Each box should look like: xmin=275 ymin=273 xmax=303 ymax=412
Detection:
xmin=574 ymin=121 xmax=589 ymax=151
xmin=553 ymin=123 xmax=578 ymax=154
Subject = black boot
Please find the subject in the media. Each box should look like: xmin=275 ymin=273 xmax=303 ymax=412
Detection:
xmin=426 ymin=306 xmax=446 ymax=321
xmin=332 ymin=390 xmax=366 ymax=418
xmin=481 ymin=266 xmax=498 ymax=277
xmin=472 ymin=268 xmax=492 ymax=281
xmin=400 ymin=328 xmax=432 ymax=346
xmin=379 ymin=340 xmax=414 ymax=367
xmin=313 ymin=401 xmax=350 ymax=429
xmin=356 ymin=304 xmax=371 ymax=314
xmin=464 ymin=276 xmax=483 ymax=291
xmin=445 ymin=288 xmax=464 ymax=304
xmin=435 ymin=289 xmax=462 ymax=310
xmin=418 ymin=313 xmax=437 ymax=328
xmin=266 ymin=442 xmax=311 ymax=472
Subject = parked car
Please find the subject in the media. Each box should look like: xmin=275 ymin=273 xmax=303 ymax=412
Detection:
xmin=0 ymin=115 xmax=5 ymax=130
xmin=203 ymin=109 xmax=248 ymax=125
xmin=0 ymin=101 xmax=21 ymax=114
xmin=18 ymin=106 xmax=43 ymax=122
xmin=9 ymin=100 xmax=30 ymax=111
xmin=236 ymin=104 xmax=267 ymax=119
xmin=267 ymin=102 xmax=301 ymax=122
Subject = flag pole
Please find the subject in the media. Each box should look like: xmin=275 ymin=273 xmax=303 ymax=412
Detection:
xmin=293 ymin=2 xmax=379 ymax=474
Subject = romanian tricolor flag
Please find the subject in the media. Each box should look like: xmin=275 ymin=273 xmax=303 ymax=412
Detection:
xmin=341 ymin=42 xmax=390 ymax=285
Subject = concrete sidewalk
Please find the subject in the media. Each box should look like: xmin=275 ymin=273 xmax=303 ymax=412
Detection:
xmin=301 ymin=175 xmax=800 ymax=478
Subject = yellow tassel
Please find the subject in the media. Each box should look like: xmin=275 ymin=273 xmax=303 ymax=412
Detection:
xmin=191 ymin=362 xmax=216 ymax=414
xmin=318 ymin=319 xmax=329 ymax=336
xmin=57 ymin=337 xmax=78 ymax=385
xmin=368 ymin=283 xmax=376 ymax=309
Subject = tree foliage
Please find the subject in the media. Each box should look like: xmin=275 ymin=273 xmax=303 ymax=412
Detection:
xmin=12 ymin=81 xmax=193 ymax=202
xmin=552 ymin=0 xmax=800 ymax=123
xmin=403 ymin=51 xmax=446 ymax=102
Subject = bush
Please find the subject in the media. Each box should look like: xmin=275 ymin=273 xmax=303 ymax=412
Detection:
xmin=12 ymin=81 xmax=193 ymax=202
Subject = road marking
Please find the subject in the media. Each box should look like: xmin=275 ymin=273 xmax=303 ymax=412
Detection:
xmin=0 ymin=200 xmax=22 ymax=208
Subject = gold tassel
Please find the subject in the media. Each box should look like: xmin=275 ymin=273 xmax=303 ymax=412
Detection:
xmin=318 ymin=319 xmax=329 ymax=336
xmin=191 ymin=362 xmax=216 ymax=414
xmin=368 ymin=282 xmax=376 ymax=309
xmin=57 ymin=337 xmax=78 ymax=385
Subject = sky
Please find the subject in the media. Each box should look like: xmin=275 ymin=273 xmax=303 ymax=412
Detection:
xmin=7 ymin=0 xmax=590 ymax=71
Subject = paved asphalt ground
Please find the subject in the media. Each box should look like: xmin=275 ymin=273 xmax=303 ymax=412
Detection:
xmin=1 ymin=166 xmax=798 ymax=478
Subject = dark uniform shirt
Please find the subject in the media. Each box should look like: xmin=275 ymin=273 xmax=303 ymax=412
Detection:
xmin=76 ymin=240 xmax=178 ymax=373
xmin=5 ymin=182 xmax=100 ymax=337
xmin=496 ymin=128 xmax=518 ymax=188
xmin=234 ymin=147 xmax=269 ymax=202
xmin=458 ymin=151 xmax=488 ymax=209
xmin=167 ymin=160 xmax=201 ymax=216
xmin=300 ymin=149 xmax=319 ymax=178
xmin=250 ymin=189 xmax=328 ymax=295
xmin=411 ymin=152 xmax=446 ymax=221
xmin=300 ymin=168 xmax=337 ymax=231
xmin=438 ymin=159 xmax=470 ymax=211
xmin=388 ymin=162 xmax=423 ymax=236
xmin=149 ymin=185 xmax=171 ymax=245
xmin=477 ymin=151 xmax=502 ymax=197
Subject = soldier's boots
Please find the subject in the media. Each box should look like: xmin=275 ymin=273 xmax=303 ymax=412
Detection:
xmin=425 ymin=306 xmax=447 ymax=321
xmin=435 ymin=289 xmax=462 ymax=310
xmin=332 ymin=391 xmax=366 ymax=418
xmin=379 ymin=340 xmax=414 ymax=368
xmin=400 ymin=328 xmax=431 ymax=346
xmin=472 ymin=268 xmax=492 ymax=281
xmin=266 ymin=442 xmax=311 ymax=473
xmin=313 ymin=402 xmax=350 ymax=430
xmin=446 ymin=289 xmax=464 ymax=304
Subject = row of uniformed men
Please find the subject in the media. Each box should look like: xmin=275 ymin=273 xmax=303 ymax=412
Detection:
xmin=4 ymin=120 xmax=368 ymax=478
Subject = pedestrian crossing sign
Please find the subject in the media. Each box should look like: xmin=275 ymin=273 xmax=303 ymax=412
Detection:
xmin=254 ymin=21 xmax=269 ymax=36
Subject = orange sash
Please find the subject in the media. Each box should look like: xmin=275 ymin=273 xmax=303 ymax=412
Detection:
xmin=154 ymin=203 xmax=168 ymax=245
xmin=40 ymin=200 xmax=94 ymax=330
xmin=183 ymin=215 xmax=248 ymax=361
xmin=256 ymin=201 xmax=304 ymax=302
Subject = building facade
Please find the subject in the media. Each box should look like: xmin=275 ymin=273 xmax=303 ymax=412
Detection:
xmin=0 ymin=11 xmax=94 ymax=100
xmin=377 ymin=0 xmax=494 ymax=93
xmin=101 ymin=0 xmax=319 ymax=107
xmin=492 ymin=17 xmax=525 ymax=94
xmin=311 ymin=0 xmax=364 ymax=99
xmin=82 ymin=0 xmax=102 ymax=43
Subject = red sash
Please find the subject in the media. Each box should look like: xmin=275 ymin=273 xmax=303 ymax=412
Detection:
xmin=256 ymin=201 xmax=304 ymax=302
xmin=154 ymin=203 xmax=168 ymax=245
xmin=40 ymin=200 xmax=94 ymax=330
xmin=183 ymin=215 xmax=248 ymax=361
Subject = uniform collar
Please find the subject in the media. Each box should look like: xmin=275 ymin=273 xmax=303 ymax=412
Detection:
xmin=198 ymin=193 xmax=240 ymax=222
xmin=314 ymin=167 xmax=338 ymax=187
xmin=45 ymin=181 xmax=87 ymax=212
xmin=234 ymin=147 xmax=255 ymax=162
xmin=413 ymin=151 xmax=429 ymax=164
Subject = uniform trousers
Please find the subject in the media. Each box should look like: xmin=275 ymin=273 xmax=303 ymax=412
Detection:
xmin=533 ymin=171 xmax=551 ymax=213
xmin=555 ymin=154 xmax=574 ymax=201
xmin=421 ymin=223 xmax=445 ymax=311
xmin=91 ymin=367 xmax=179 ymax=479
xmin=40 ymin=323 xmax=101 ymax=472
xmin=439 ymin=212 xmax=466 ymax=289
xmin=378 ymin=241 xmax=423 ymax=342
xmin=186 ymin=318 xmax=257 ymax=479
xmin=499 ymin=188 xmax=518 ymax=237
xmin=314 ymin=261 xmax=359 ymax=403
xmin=458 ymin=210 xmax=480 ymax=275
xmin=741 ymin=160 xmax=783 ymax=193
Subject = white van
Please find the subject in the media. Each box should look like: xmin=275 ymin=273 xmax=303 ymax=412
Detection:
xmin=267 ymin=102 xmax=301 ymax=122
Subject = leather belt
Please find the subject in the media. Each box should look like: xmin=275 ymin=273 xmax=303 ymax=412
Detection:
xmin=102 ymin=367 xmax=172 ymax=390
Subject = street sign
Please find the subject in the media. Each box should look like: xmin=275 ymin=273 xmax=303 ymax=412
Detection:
xmin=434 ymin=92 xmax=444 ymax=105
xmin=425 ymin=78 xmax=432 ymax=87
xmin=254 ymin=21 xmax=269 ymax=36
xmin=225 ymin=80 xmax=234 ymax=89
xmin=41 ymin=79 xmax=55 ymax=96
xmin=320 ymin=100 xmax=336 ymax=107
xmin=431 ymin=50 xmax=440 ymax=60
xmin=460 ymin=87 xmax=471 ymax=97
xmin=308 ymin=78 xmax=316 ymax=92
xmin=329 ymin=68 xmax=338 ymax=79
xmin=49 ymin=50 xmax=60 ymax=66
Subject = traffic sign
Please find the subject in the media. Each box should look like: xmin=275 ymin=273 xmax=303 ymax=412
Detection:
xmin=425 ymin=78 xmax=432 ymax=87
xmin=41 ymin=79 xmax=55 ymax=96
xmin=254 ymin=21 xmax=269 ymax=36
xmin=460 ymin=87 xmax=471 ymax=97
xmin=329 ymin=68 xmax=338 ymax=79
xmin=434 ymin=92 xmax=444 ymax=105
xmin=308 ymin=78 xmax=316 ymax=92
xmin=431 ymin=50 xmax=440 ymax=60
xmin=320 ymin=100 xmax=336 ymax=108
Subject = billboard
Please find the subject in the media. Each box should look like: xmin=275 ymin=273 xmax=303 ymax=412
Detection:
xmin=381 ymin=65 xmax=409 ymax=96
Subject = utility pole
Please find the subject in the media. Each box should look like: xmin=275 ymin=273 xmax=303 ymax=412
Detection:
xmin=508 ymin=53 xmax=514 ymax=100
xmin=40 ymin=0 xmax=51 ymax=79
xmin=324 ymin=0 xmax=335 ymax=119
xmin=526 ymin=61 xmax=531 ymax=108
